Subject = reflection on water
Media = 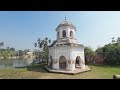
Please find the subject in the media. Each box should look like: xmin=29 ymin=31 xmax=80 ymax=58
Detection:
xmin=0 ymin=59 xmax=33 ymax=68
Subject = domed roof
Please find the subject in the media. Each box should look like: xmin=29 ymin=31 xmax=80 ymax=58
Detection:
xmin=56 ymin=20 xmax=76 ymax=31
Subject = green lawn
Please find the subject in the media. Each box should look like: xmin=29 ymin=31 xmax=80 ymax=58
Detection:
xmin=0 ymin=64 xmax=120 ymax=79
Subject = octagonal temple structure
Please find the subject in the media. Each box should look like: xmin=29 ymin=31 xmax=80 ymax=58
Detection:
xmin=45 ymin=19 xmax=90 ymax=74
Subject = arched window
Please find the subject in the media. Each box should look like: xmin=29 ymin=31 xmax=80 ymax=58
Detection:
xmin=62 ymin=30 xmax=66 ymax=37
xmin=70 ymin=31 xmax=73 ymax=38
xmin=59 ymin=56 xmax=66 ymax=69
xmin=57 ymin=32 xmax=59 ymax=39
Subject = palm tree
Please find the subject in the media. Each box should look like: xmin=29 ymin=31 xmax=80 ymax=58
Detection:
xmin=0 ymin=42 xmax=4 ymax=51
xmin=37 ymin=38 xmax=41 ymax=44
xmin=48 ymin=39 xmax=51 ymax=44
xmin=34 ymin=37 xmax=52 ymax=64
xmin=0 ymin=42 xmax=4 ymax=47
xmin=34 ymin=43 xmax=37 ymax=56
xmin=34 ymin=43 xmax=37 ymax=48
xmin=0 ymin=42 xmax=4 ymax=59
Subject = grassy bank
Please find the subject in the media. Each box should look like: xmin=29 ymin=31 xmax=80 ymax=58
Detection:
xmin=0 ymin=64 xmax=120 ymax=79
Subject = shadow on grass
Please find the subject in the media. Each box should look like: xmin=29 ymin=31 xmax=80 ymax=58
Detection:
xmin=88 ymin=64 xmax=120 ymax=68
xmin=27 ymin=63 xmax=48 ymax=73
xmin=15 ymin=66 xmax=28 ymax=69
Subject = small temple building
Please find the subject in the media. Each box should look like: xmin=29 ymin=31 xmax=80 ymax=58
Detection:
xmin=45 ymin=18 xmax=90 ymax=74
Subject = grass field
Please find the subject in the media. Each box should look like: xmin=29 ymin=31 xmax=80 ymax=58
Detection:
xmin=0 ymin=64 xmax=120 ymax=79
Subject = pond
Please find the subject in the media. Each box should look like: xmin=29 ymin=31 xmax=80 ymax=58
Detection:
xmin=0 ymin=59 xmax=34 ymax=69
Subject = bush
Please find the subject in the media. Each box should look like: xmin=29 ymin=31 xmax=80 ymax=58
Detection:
xmin=84 ymin=46 xmax=96 ymax=64
xmin=96 ymin=43 xmax=120 ymax=65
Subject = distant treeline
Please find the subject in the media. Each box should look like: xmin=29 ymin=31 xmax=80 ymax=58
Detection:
xmin=85 ymin=37 xmax=120 ymax=65
xmin=0 ymin=42 xmax=32 ymax=59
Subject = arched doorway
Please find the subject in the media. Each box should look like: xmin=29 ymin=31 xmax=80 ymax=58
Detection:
xmin=75 ymin=56 xmax=81 ymax=68
xmin=59 ymin=56 xmax=66 ymax=69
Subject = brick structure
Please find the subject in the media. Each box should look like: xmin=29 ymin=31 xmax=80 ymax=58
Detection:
xmin=95 ymin=53 xmax=105 ymax=64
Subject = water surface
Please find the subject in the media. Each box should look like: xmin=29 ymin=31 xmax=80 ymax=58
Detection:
xmin=0 ymin=59 xmax=33 ymax=69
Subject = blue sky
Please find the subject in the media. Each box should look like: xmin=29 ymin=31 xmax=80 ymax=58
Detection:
xmin=0 ymin=11 xmax=120 ymax=51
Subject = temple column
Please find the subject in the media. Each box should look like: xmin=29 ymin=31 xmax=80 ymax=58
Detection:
xmin=80 ymin=59 xmax=85 ymax=69
xmin=52 ymin=59 xmax=59 ymax=70
xmin=67 ymin=60 xmax=75 ymax=71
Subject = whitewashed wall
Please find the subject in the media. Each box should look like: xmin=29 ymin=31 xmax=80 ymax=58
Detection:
xmin=49 ymin=45 xmax=85 ymax=71
xmin=56 ymin=26 xmax=75 ymax=39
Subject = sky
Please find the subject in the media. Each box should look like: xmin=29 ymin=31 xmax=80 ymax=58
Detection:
xmin=0 ymin=11 xmax=120 ymax=51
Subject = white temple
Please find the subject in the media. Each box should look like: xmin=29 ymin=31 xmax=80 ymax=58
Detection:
xmin=48 ymin=18 xmax=86 ymax=71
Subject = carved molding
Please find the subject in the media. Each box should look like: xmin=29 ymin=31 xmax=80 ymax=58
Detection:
xmin=52 ymin=60 xmax=58 ymax=64
xmin=68 ymin=60 xmax=74 ymax=64
xmin=68 ymin=60 xmax=71 ymax=64
xmin=72 ymin=60 xmax=75 ymax=64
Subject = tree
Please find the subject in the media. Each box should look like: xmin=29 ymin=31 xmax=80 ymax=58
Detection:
xmin=35 ymin=37 xmax=52 ymax=64
xmin=10 ymin=48 xmax=15 ymax=51
xmin=34 ymin=43 xmax=37 ymax=48
xmin=96 ymin=47 xmax=103 ymax=53
xmin=95 ymin=37 xmax=120 ymax=65
xmin=34 ymin=43 xmax=38 ymax=57
xmin=0 ymin=42 xmax=17 ymax=59
xmin=23 ymin=49 xmax=28 ymax=56
xmin=117 ymin=37 xmax=120 ymax=43
xmin=84 ymin=46 xmax=96 ymax=64
xmin=0 ymin=42 xmax=4 ymax=48
xmin=0 ymin=42 xmax=4 ymax=58
xmin=7 ymin=47 xmax=10 ymax=50
xmin=17 ymin=50 xmax=24 ymax=57
xmin=6 ymin=47 xmax=10 ymax=53
xmin=111 ymin=37 xmax=116 ymax=43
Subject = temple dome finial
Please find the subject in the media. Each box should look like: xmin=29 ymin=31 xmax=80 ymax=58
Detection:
xmin=55 ymin=18 xmax=76 ymax=31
